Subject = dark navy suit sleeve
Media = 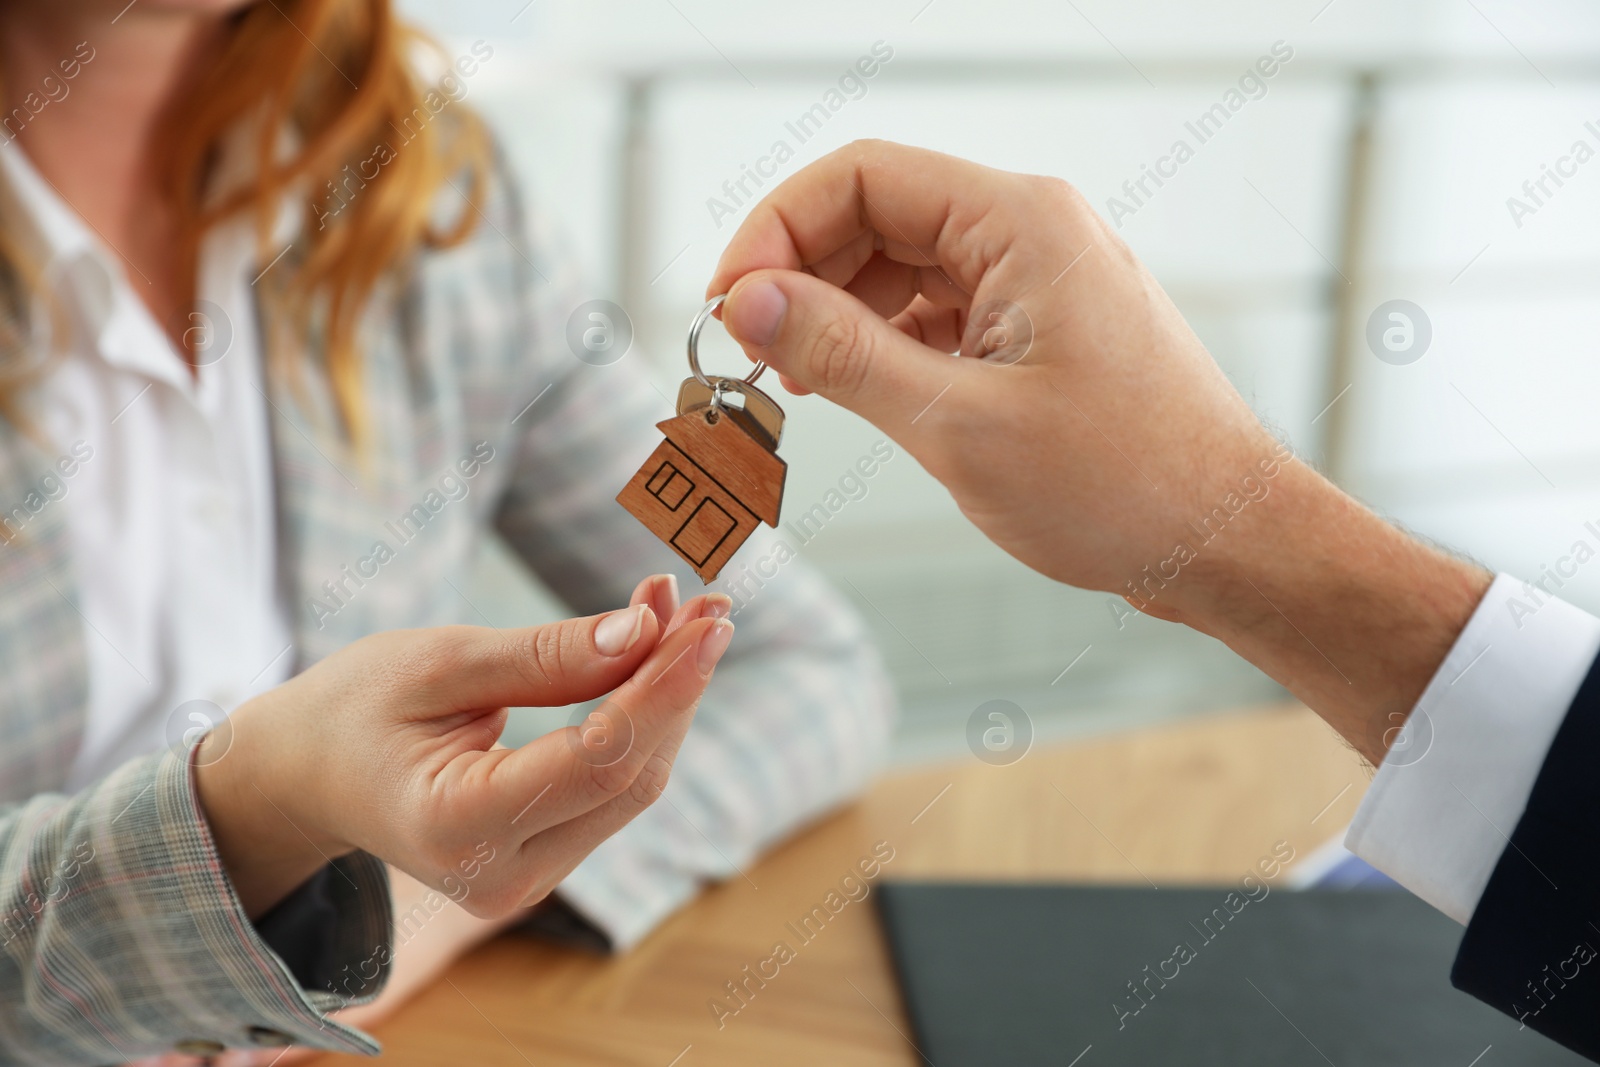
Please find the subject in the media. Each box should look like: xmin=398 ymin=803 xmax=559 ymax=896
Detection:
xmin=1452 ymin=652 xmax=1600 ymax=1062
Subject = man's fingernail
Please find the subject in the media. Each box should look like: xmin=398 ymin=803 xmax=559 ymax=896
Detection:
xmin=697 ymin=619 xmax=734 ymax=673
xmin=726 ymin=281 xmax=787 ymax=347
xmin=704 ymin=593 xmax=732 ymax=620
xmin=595 ymin=605 xmax=647 ymax=656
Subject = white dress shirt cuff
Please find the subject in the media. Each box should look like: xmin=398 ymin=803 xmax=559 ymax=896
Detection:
xmin=1345 ymin=572 xmax=1600 ymax=923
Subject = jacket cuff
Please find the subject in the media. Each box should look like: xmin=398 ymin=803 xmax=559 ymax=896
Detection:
xmin=1451 ymin=641 xmax=1600 ymax=1060
xmin=130 ymin=751 xmax=393 ymax=1054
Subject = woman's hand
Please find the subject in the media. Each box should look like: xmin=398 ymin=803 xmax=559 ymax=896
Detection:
xmin=139 ymin=579 xmax=726 ymax=1067
xmin=195 ymin=573 xmax=734 ymax=920
xmin=136 ymin=585 xmax=726 ymax=1067
xmin=708 ymin=140 xmax=1488 ymax=761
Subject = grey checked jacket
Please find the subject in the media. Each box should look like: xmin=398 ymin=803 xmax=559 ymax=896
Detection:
xmin=0 ymin=155 xmax=893 ymax=1065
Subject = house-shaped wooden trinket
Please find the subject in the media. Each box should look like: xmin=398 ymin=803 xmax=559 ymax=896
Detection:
xmin=616 ymin=406 xmax=786 ymax=582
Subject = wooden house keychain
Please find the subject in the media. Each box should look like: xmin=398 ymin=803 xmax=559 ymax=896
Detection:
xmin=617 ymin=294 xmax=787 ymax=582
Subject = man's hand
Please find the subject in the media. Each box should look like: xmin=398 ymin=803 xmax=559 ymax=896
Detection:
xmin=709 ymin=140 xmax=1489 ymax=761
xmin=712 ymin=140 xmax=1261 ymax=595
xmin=195 ymin=574 xmax=733 ymax=919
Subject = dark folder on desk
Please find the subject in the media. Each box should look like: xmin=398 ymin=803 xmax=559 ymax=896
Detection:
xmin=875 ymin=883 xmax=1584 ymax=1066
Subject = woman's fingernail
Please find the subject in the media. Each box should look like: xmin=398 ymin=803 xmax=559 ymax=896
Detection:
xmin=595 ymin=605 xmax=647 ymax=656
xmin=725 ymin=281 xmax=787 ymax=347
xmin=704 ymin=593 xmax=733 ymax=620
xmin=658 ymin=573 xmax=680 ymax=616
xmin=697 ymin=619 xmax=734 ymax=673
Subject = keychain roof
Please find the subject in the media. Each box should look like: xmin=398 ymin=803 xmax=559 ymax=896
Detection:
xmin=616 ymin=295 xmax=789 ymax=582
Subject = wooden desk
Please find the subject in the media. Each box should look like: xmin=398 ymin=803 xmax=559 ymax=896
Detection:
xmin=315 ymin=704 xmax=1370 ymax=1066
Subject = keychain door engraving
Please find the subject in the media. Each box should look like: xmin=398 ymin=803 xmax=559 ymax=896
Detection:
xmin=617 ymin=295 xmax=787 ymax=582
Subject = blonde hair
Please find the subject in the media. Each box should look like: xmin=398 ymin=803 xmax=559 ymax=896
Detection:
xmin=2 ymin=0 xmax=489 ymax=443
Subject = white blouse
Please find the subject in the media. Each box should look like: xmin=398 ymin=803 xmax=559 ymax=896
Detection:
xmin=0 ymin=140 xmax=295 ymax=790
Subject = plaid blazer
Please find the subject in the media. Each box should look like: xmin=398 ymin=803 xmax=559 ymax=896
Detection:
xmin=0 ymin=157 xmax=893 ymax=1065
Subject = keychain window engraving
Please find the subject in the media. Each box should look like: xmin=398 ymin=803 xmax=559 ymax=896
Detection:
xmin=617 ymin=295 xmax=787 ymax=582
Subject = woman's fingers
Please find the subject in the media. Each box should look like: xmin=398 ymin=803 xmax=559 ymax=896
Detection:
xmin=401 ymin=600 xmax=667 ymax=715
xmin=663 ymin=591 xmax=733 ymax=637
xmin=430 ymin=616 xmax=731 ymax=916
xmin=498 ymin=617 xmax=730 ymax=830
xmin=513 ymin=727 xmax=695 ymax=908
xmin=628 ymin=572 xmax=679 ymax=626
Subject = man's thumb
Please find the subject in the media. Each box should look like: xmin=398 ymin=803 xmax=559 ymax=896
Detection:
xmin=721 ymin=270 xmax=954 ymax=424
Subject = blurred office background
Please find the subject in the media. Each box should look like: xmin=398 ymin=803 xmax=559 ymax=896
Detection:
xmin=410 ymin=0 xmax=1600 ymax=761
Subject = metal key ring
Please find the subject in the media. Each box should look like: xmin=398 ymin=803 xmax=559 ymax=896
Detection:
xmin=688 ymin=294 xmax=766 ymax=390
